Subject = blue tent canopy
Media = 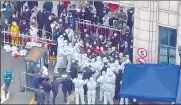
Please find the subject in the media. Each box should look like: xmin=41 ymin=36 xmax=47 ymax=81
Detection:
xmin=120 ymin=64 xmax=180 ymax=102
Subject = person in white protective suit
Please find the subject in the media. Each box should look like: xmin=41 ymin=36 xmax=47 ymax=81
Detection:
xmin=65 ymin=26 xmax=74 ymax=42
xmin=120 ymin=55 xmax=131 ymax=73
xmin=42 ymin=66 xmax=49 ymax=77
xmin=120 ymin=81 xmax=129 ymax=105
xmin=54 ymin=36 xmax=67 ymax=73
xmin=72 ymin=74 xmax=88 ymax=104
xmin=65 ymin=43 xmax=73 ymax=72
xmin=104 ymin=69 xmax=116 ymax=105
xmin=87 ymin=77 xmax=97 ymax=104
xmin=78 ymin=54 xmax=89 ymax=72
xmin=92 ymin=56 xmax=104 ymax=80
xmin=97 ymin=71 xmax=106 ymax=101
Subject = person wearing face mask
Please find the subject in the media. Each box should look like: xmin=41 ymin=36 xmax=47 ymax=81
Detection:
xmin=8 ymin=13 xmax=19 ymax=26
xmin=87 ymin=77 xmax=97 ymax=104
xmin=43 ymin=1 xmax=53 ymax=13
xmin=29 ymin=23 xmax=38 ymax=42
xmin=110 ymin=32 xmax=120 ymax=48
xmin=118 ymin=7 xmax=127 ymax=24
xmin=103 ymin=68 xmax=116 ymax=104
xmin=19 ymin=20 xmax=28 ymax=34
xmin=45 ymin=15 xmax=54 ymax=39
xmin=79 ymin=9 xmax=86 ymax=20
xmin=60 ymin=11 xmax=67 ymax=26
xmin=10 ymin=21 xmax=19 ymax=46
xmin=73 ymin=74 xmax=88 ymax=104
xmin=67 ymin=14 xmax=75 ymax=30
xmin=93 ymin=46 xmax=102 ymax=56
xmin=2 ymin=1 xmax=14 ymax=20
xmin=57 ymin=1 xmax=65 ymax=17
xmin=102 ymin=14 xmax=110 ymax=26
xmin=97 ymin=71 xmax=106 ymax=101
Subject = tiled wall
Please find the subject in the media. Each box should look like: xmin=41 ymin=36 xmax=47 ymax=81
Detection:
xmin=118 ymin=1 xmax=181 ymax=64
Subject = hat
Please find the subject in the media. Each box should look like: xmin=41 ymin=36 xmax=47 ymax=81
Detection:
xmin=12 ymin=21 xmax=17 ymax=26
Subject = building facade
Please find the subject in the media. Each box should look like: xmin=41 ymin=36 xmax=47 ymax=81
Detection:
xmin=116 ymin=1 xmax=181 ymax=65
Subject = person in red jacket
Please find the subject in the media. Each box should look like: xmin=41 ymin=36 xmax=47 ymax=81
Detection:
xmin=93 ymin=46 xmax=102 ymax=56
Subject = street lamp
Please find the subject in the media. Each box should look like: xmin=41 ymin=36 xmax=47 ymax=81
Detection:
xmin=178 ymin=45 xmax=181 ymax=66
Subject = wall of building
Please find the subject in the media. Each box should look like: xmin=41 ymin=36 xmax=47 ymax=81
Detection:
xmin=118 ymin=1 xmax=181 ymax=65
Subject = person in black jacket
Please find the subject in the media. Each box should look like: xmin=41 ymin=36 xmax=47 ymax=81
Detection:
xmin=70 ymin=60 xmax=78 ymax=79
xmin=101 ymin=62 xmax=108 ymax=74
xmin=51 ymin=76 xmax=60 ymax=105
xmin=28 ymin=1 xmax=38 ymax=11
xmin=82 ymin=65 xmax=95 ymax=95
xmin=110 ymin=33 xmax=120 ymax=47
xmin=41 ymin=78 xmax=51 ymax=104
xmin=43 ymin=1 xmax=53 ymax=13
xmin=60 ymin=76 xmax=73 ymax=103
xmin=114 ymin=71 xmax=123 ymax=100
xmin=57 ymin=1 xmax=65 ymax=17
xmin=19 ymin=19 xmax=28 ymax=34
xmin=34 ymin=85 xmax=45 ymax=105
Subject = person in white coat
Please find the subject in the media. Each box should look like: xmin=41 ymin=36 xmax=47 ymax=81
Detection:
xmin=120 ymin=55 xmax=131 ymax=73
xmin=92 ymin=56 xmax=104 ymax=80
xmin=65 ymin=27 xmax=74 ymax=42
xmin=65 ymin=43 xmax=73 ymax=72
xmin=104 ymin=69 xmax=116 ymax=105
xmin=87 ymin=77 xmax=97 ymax=104
xmin=97 ymin=71 xmax=106 ymax=101
xmin=29 ymin=23 xmax=38 ymax=42
xmin=73 ymin=74 xmax=88 ymax=104
xmin=54 ymin=38 xmax=66 ymax=73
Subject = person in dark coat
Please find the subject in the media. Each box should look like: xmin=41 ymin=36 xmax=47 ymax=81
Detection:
xmin=79 ymin=9 xmax=86 ymax=20
xmin=45 ymin=15 xmax=54 ymax=39
xmin=114 ymin=71 xmax=123 ymax=100
xmin=19 ymin=19 xmax=28 ymax=34
xmin=28 ymin=1 xmax=38 ymax=11
xmin=41 ymin=78 xmax=51 ymax=104
xmin=70 ymin=60 xmax=78 ymax=79
xmin=21 ymin=7 xmax=31 ymax=24
xmin=43 ymin=1 xmax=53 ymax=13
xmin=94 ymin=1 xmax=104 ymax=15
xmin=110 ymin=33 xmax=120 ymax=47
xmin=57 ymin=1 xmax=65 ymax=17
xmin=34 ymin=85 xmax=45 ymax=105
xmin=60 ymin=76 xmax=73 ymax=103
xmin=8 ymin=12 xmax=19 ymax=26
xmin=37 ymin=11 xmax=43 ymax=37
xmin=127 ymin=8 xmax=134 ymax=32
xmin=82 ymin=65 xmax=95 ymax=95
xmin=101 ymin=62 xmax=108 ymax=73
xmin=51 ymin=76 xmax=60 ymax=105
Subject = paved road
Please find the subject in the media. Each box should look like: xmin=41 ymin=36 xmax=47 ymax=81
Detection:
xmin=1 ymin=50 xmax=34 ymax=104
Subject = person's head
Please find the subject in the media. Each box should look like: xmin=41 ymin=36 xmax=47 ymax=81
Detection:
xmin=82 ymin=9 xmax=85 ymax=13
xmin=48 ymin=15 xmax=52 ymax=20
xmin=22 ymin=20 xmax=26 ymax=24
xmin=114 ymin=33 xmax=118 ymax=37
xmin=59 ymin=1 xmax=63 ymax=5
xmin=32 ymin=17 xmax=36 ymax=22
xmin=89 ymin=77 xmax=94 ymax=82
xmin=120 ymin=7 xmax=123 ymax=12
xmin=45 ymin=77 xmax=50 ymax=81
xmin=53 ymin=76 xmax=57 ymax=80
xmin=12 ymin=13 xmax=16 ymax=18
xmin=4 ymin=1 xmax=10 ymax=6
xmin=103 ymin=9 xmax=106 ymax=13
xmin=64 ymin=40 xmax=68 ymax=46
xmin=77 ymin=74 xmax=82 ymax=80
xmin=84 ymin=29 xmax=87 ymax=32
xmin=12 ymin=21 xmax=17 ymax=27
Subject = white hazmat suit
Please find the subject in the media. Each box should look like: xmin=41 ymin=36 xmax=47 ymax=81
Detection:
xmin=54 ymin=36 xmax=67 ymax=73
xmin=104 ymin=69 xmax=116 ymax=105
xmin=73 ymin=74 xmax=88 ymax=104
xmin=87 ymin=77 xmax=97 ymax=104
xmin=97 ymin=71 xmax=106 ymax=101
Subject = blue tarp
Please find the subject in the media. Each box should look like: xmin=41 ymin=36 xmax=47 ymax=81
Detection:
xmin=120 ymin=64 xmax=180 ymax=102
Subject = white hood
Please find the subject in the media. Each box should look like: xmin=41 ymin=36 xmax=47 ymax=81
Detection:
xmin=30 ymin=25 xmax=38 ymax=36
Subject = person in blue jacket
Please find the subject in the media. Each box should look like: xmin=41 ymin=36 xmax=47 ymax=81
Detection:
xmin=3 ymin=69 xmax=13 ymax=98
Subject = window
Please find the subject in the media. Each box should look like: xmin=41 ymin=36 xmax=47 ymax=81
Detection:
xmin=159 ymin=26 xmax=177 ymax=64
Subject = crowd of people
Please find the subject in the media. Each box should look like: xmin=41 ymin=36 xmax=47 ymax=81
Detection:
xmin=1 ymin=1 xmax=136 ymax=104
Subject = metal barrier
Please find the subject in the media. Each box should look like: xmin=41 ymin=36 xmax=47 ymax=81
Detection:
xmin=75 ymin=18 xmax=122 ymax=39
